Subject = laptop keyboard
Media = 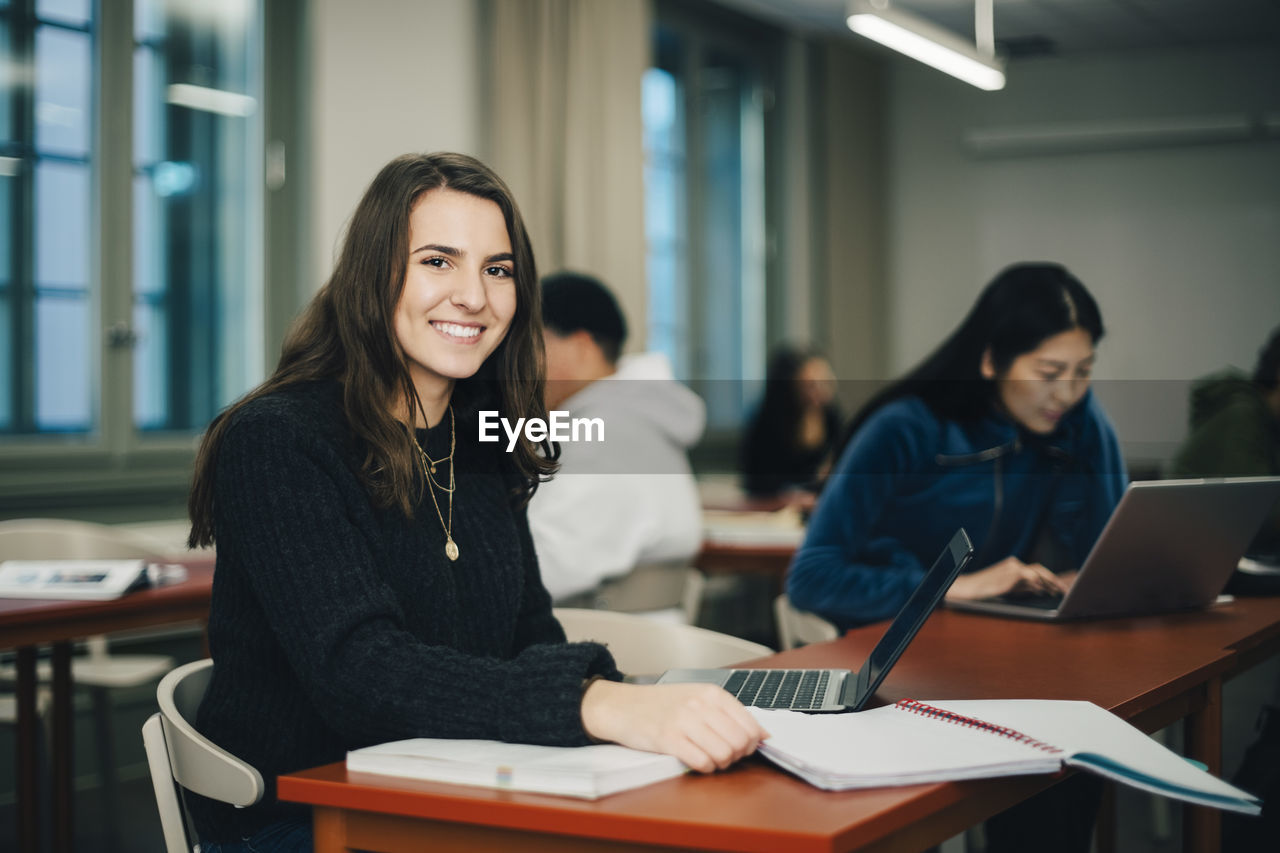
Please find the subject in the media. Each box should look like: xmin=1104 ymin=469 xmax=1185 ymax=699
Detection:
xmin=722 ymin=669 xmax=831 ymax=710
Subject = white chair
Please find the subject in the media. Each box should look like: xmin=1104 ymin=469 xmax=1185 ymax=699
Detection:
xmin=142 ymin=659 xmax=264 ymax=853
xmin=0 ymin=518 xmax=180 ymax=848
xmin=557 ymin=564 xmax=707 ymax=624
xmin=773 ymin=594 xmax=840 ymax=650
xmin=554 ymin=607 xmax=773 ymax=675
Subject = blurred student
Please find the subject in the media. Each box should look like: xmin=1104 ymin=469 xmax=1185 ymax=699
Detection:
xmin=740 ymin=346 xmax=841 ymax=501
xmin=530 ymin=272 xmax=705 ymax=617
xmin=185 ymin=155 xmax=763 ymax=852
xmin=1171 ymin=325 xmax=1280 ymax=850
xmin=1171 ymin=324 xmax=1280 ymax=559
xmin=788 ymin=262 xmax=1128 ymax=852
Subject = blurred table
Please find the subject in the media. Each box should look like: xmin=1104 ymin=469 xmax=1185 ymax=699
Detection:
xmin=697 ymin=503 xmax=805 ymax=582
xmin=0 ymin=557 xmax=215 ymax=853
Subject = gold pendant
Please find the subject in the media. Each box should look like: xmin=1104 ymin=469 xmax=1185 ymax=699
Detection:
xmin=445 ymin=538 xmax=459 ymax=561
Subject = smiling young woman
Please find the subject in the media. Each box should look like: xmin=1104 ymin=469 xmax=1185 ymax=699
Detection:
xmin=185 ymin=153 xmax=765 ymax=853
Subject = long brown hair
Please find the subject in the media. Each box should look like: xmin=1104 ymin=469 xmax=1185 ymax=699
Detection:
xmin=188 ymin=152 xmax=556 ymax=547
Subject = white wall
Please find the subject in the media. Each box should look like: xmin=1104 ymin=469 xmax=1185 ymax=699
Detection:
xmin=886 ymin=45 xmax=1280 ymax=462
xmin=307 ymin=0 xmax=484 ymax=290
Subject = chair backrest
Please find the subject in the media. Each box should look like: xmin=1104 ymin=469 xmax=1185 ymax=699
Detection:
xmin=557 ymin=563 xmax=706 ymax=623
xmin=0 ymin=517 xmax=169 ymax=562
xmin=142 ymin=659 xmax=263 ymax=853
xmin=773 ymin=595 xmax=840 ymax=650
xmin=554 ymin=607 xmax=773 ymax=675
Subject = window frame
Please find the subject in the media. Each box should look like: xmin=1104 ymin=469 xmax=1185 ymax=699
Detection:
xmin=648 ymin=0 xmax=785 ymax=470
xmin=0 ymin=0 xmax=304 ymax=518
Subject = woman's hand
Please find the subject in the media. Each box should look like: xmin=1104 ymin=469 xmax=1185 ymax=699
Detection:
xmin=944 ymin=556 xmax=1069 ymax=601
xmin=580 ymin=680 xmax=768 ymax=773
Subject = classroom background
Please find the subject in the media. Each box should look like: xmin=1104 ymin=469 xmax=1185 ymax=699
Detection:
xmin=1 ymin=0 xmax=1278 ymax=850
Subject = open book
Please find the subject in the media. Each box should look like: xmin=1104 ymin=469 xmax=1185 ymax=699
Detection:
xmin=750 ymin=699 xmax=1260 ymax=814
xmin=346 ymin=738 xmax=686 ymax=800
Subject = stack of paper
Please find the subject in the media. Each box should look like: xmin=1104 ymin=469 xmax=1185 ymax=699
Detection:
xmin=347 ymin=738 xmax=686 ymax=799
xmin=702 ymin=508 xmax=806 ymax=546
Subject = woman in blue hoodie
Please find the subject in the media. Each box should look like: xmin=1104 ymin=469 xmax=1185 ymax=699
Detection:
xmin=788 ymin=263 xmax=1127 ymax=853
xmin=788 ymin=262 xmax=1127 ymax=627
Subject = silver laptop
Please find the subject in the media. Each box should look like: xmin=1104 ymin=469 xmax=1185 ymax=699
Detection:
xmin=657 ymin=528 xmax=974 ymax=713
xmin=948 ymin=477 xmax=1280 ymax=622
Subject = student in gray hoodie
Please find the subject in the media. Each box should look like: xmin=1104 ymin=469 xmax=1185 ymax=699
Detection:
xmin=531 ymin=272 xmax=705 ymax=617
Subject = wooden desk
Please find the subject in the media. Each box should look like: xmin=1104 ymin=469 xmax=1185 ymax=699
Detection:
xmin=0 ymin=560 xmax=215 ymax=853
xmin=694 ymin=540 xmax=795 ymax=580
xmin=279 ymin=596 xmax=1280 ymax=853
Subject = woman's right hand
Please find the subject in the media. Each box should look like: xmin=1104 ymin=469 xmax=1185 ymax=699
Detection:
xmin=944 ymin=556 xmax=1068 ymax=601
xmin=580 ymin=680 xmax=768 ymax=773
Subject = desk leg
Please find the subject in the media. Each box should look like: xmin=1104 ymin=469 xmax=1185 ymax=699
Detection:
xmin=15 ymin=647 xmax=38 ymax=853
xmin=51 ymin=641 xmax=73 ymax=853
xmin=313 ymin=807 xmax=350 ymax=853
xmin=1183 ymin=675 xmax=1223 ymax=853
xmin=1094 ymin=782 xmax=1116 ymax=853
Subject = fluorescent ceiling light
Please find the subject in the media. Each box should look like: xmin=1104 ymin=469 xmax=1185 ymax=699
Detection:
xmin=846 ymin=0 xmax=1006 ymax=91
xmin=166 ymin=83 xmax=257 ymax=117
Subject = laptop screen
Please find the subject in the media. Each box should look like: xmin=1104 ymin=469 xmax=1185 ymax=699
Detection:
xmin=852 ymin=528 xmax=974 ymax=709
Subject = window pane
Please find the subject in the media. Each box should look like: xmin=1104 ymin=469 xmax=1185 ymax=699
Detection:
xmin=132 ymin=298 xmax=166 ymax=429
xmin=35 ymin=291 xmax=91 ymax=431
xmin=0 ymin=18 xmax=13 ymax=143
xmin=643 ymin=66 xmax=688 ymax=379
xmin=134 ymin=0 xmax=165 ymax=42
xmin=133 ymin=174 xmax=159 ymax=294
xmin=35 ymin=159 xmax=89 ymax=287
xmin=36 ymin=0 xmax=90 ymax=27
xmin=0 ymin=172 xmax=11 ymax=278
xmin=35 ymin=26 xmax=91 ymax=156
xmin=643 ymin=30 xmax=771 ymax=433
xmin=133 ymin=1 xmax=263 ymax=432
xmin=0 ymin=295 xmax=10 ymax=431
xmin=133 ymin=45 xmax=160 ymax=167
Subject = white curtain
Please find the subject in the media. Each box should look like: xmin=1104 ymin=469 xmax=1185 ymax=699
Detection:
xmin=489 ymin=0 xmax=651 ymax=347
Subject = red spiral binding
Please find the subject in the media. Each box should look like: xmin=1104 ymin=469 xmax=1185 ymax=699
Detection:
xmin=894 ymin=699 xmax=1063 ymax=754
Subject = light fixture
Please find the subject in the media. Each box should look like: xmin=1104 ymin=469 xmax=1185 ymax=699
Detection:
xmin=846 ymin=0 xmax=1006 ymax=91
xmin=166 ymin=83 xmax=258 ymax=117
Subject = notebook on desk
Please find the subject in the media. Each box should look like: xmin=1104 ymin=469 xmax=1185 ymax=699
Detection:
xmin=657 ymin=528 xmax=974 ymax=713
xmin=948 ymin=476 xmax=1280 ymax=622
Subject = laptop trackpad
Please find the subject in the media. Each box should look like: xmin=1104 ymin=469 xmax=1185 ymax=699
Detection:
xmin=658 ymin=668 xmax=732 ymax=687
xmin=995 ymin=592 xmax=1064 ymax=611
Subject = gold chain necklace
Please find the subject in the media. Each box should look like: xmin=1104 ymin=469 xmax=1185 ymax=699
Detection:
xmin=413 ymin=405 xmax=458 ymax=561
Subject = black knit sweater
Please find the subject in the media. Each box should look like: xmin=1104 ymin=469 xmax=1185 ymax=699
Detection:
xmin=190 ymin=380 xmax=620 ymax=842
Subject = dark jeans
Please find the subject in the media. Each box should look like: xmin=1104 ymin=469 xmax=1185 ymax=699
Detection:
xmin=199 ymin=818 xmax=313 ymax=853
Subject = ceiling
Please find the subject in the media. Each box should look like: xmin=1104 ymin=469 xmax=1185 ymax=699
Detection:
xmin=715 ymin=0 xmax=1280 ymax=56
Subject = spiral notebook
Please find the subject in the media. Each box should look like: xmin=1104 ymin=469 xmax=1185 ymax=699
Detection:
xmin=749 ymin=698 xmax=1260 ymax=814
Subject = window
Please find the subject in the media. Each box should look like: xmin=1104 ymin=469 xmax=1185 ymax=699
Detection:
xmin=0 ymin=0 xmax=267 ymax=505
xmin=1 ymin=0 xmax=95 ymax=434
xmin=643 ymin=1 xmax=780 ymax=437
xmin=132 ymin=0 xmax=263 ymax=432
